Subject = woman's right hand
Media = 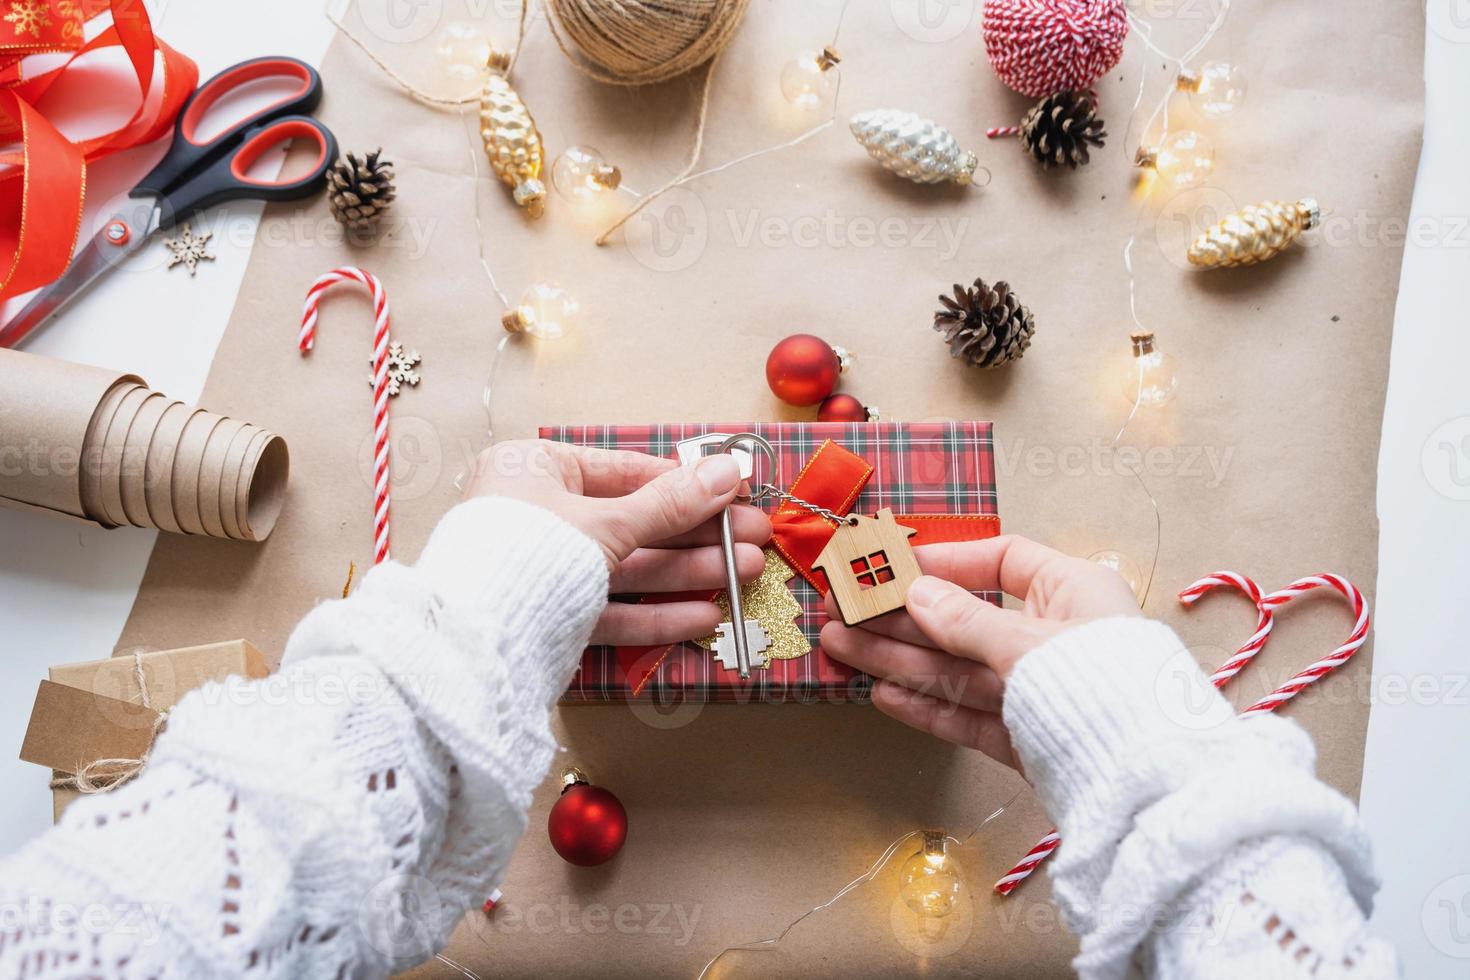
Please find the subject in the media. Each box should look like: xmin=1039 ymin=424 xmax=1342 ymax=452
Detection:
xmin=819 ymin=535 xmax=1140 ymax=769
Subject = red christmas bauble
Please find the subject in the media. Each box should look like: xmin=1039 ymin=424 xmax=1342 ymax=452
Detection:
xmin=548 ymin=770 xmax=627 ymax=866
xmin=766 ymin=334 xmax=843 ymax=407
xmin=817 ymin=394 xmax=871 ymax=423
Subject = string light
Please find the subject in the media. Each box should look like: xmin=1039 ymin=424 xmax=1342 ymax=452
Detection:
xmin=1134 ymin=129 xmax=1215 ymax=190
xmin=896 ymin=830 xmax=966 ymax=917
xmin=501 ymin=281 xmax=581 ymax=339
xmin=779 ymin=46 xmax=841 ymax=111
xmin=434 ymin=20 xmax=494 ymax=83
xmin=1120 ymin=331 xmax=1179 ymax=407
xmin=1089 ymin=549 xmax=1144 ymax=600
xmin=1176 ymin=61 xmax=1248 ymax=118
xmin=550 ymin=145 xmax=623 ymax=204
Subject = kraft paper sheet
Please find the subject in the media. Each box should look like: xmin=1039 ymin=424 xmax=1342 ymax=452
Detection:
xmin=114 ymin=0 xmax=1423 ymax=975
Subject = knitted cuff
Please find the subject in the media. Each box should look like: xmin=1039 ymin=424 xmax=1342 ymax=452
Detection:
xmin=1002 ymin=616 xmax=1230 ymax=834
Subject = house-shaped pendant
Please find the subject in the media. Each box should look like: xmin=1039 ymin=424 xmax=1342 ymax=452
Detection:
xmin=811 ymin=508 xmax=922 ymax=626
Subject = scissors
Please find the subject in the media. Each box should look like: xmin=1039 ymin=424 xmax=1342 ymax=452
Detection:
xmin=0 ymin=55 xmax=338 ymax=349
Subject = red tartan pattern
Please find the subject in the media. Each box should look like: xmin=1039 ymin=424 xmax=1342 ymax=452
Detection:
xmin=541 ymin=422 xmax=999 ymax=704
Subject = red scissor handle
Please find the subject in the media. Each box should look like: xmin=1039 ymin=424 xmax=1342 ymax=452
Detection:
xmin=152 ymin=116 xmax=338 ymax=223
xmin=133 ymin=55 xmax=325 ymax=204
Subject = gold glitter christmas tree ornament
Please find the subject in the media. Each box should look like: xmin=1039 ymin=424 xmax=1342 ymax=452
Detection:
xmin=479 ymin=49 xmax=546 ymax=216
xmin=696 ymin=548 xmax=811 ymax=663
xmin=1187 ymin=198 xmax=1320 ymax=269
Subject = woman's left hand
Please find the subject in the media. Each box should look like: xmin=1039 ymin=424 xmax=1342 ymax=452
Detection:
xmin=462 ymin=440 xmax=772 ymax=646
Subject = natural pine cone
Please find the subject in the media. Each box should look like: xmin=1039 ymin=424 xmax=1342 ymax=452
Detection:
xmin=327 ymin=149 xmax=396 ymax=232
xmin=934 ymin=279 xmax=1035 ymax=369
xmin=1019 ymin=91 xmax=1106 ymax=169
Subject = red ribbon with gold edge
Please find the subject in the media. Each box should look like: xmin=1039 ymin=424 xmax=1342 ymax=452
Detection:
xmin=0 ymin=0 xmax=197 ymax=302
xmin=614 ymin=440 xmax=1001 ymax=696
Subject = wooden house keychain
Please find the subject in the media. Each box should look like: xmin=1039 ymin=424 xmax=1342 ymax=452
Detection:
xmin=677 ymin=434 xmax=923 ymax=679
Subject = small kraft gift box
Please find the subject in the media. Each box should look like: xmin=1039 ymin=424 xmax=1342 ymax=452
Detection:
xmin=19 ymin=640 xmax=270 ymax=819
xmin=542 ymin=422 xmax=1000 ymax=704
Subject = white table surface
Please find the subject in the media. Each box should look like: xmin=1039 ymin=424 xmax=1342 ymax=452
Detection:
xmin=2 ymin=1 xmax=1468 ymax=975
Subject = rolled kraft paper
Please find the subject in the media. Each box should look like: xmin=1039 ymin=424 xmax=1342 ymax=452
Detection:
xmin=197 ymin=416 xmax=247 ymax=539
xmin=218 ymin=423 xmax=259 ymax=540
xmin=119 ymin=392 xmax=170 ymax=527
xmin=98 ymin=386 xmax=152 ymax=528
xmin=0 ymin=348 xmax=142 ymax=519
xmin=144 ymin=402 xmax=192 ymax=534
xmin=238 ymin=433 xmax=288 ymax=542
xmin=171 ymin=411 xmax=222 ymax=536
xmin=230 ymin=428 xmax=269 ymax=539
xmin=79 ymin=380 xmax=142 ymax=527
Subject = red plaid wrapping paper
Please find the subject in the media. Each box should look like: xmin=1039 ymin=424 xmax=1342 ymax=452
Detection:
xmin=541 ymin=422 xmax=1000 ymax=704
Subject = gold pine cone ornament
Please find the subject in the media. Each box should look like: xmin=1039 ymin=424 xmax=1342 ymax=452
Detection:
xmin=1187 ymin=198 xmax=1320 ymax=269
xmin=479 ymin=50 xmax=545 ymax=216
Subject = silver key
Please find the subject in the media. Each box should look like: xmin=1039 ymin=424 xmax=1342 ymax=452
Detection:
xmin=676 ymin=433 xmax=771 ymax=678
xmin=712 ymin=620 xmax=770 ymax=672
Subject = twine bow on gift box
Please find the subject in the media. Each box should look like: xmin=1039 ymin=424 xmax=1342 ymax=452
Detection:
xmin=613 ymin=440 xmax=1000 ymax=696
xmin=47 ymin=651 xmax=167 ymax=794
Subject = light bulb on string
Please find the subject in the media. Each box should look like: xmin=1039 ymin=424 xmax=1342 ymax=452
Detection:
xmin=897 ymin=831 xmax=965 ymax=918
xmin=1134 ymin=130 xmax=1215 ymax=190
xmin=434 ymin=20 xmax=493 ymax=84
xmin=779 ymin=46 xmax=841 ymax=111
xmin=1120 ymin=331 xmax=1178 ymax=407
xmin=502 ymin=281 xmax=580 ymax=340
xmin=551 ymin=146 xmax=623 ymax=204
xmin=1176 ymin=62 xmax=1247 ymax=118
xmin=1088 ymin=549 xmax=1144 ymax=600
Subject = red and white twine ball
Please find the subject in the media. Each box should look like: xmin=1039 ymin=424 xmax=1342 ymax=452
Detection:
xmin=981 ymin=0 xmax=1130 ymax=98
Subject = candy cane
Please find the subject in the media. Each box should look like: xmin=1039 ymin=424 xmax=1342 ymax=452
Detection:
xmin=994 ymin=571 xmax=1368 ymax=896
xmin=1245 ymin=575 xmax=1369 ymax=714
xmin=300 ymin=266 xmax=393 ymax=565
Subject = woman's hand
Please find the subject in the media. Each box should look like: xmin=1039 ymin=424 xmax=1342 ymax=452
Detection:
xmin=462 ymin=440 xmax=771 ymax=646
xmin=819 ymin=534 xmax=1139 ymax=768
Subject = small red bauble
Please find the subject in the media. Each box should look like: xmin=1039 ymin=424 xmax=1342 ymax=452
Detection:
xmin=548 ymin=768 xmax=627 ymax=867
xmin=766 ymin=334 xmax=847 ymax=407
xmin=817 ymin=394 xmax=877 ymax=423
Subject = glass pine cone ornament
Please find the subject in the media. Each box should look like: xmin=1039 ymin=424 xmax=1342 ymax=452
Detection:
xmin=780 ymin=46 xmax=840 ymax=111
xmin=1135 ymin=129 xmax=1214 ymax=190
xmin=551 ymin=145 xmax=621 ymax=203
xmin=435 ymin=20 xmax=492 ymax=83
xmin=1120 ymin=331 xmax=1178 ymax=407
xmin=898 ymin=832 xmax=965 ymax=918
xmin=849 ymin=109 xmax=979 ymax=185
xmin=502 ymin=281 xmax=579 ymax=339
xmin=1187 ymin=198 xmax=1321 ymax=269
xmin=1176 ymin=62 xmax=1248 ymax=118
xmin=480 ymin=50 xmax=546 ymax=216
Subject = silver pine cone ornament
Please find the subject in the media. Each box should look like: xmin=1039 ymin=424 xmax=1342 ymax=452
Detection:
xmin=934 ymin=279 xmax=1035 ymax=369
xmin=327 ymin=149 xmax=396 ymax=232
xmin=850 ymin=109 xmax=979 ymax=185
xmin=1187 ymin=198 xmax=1320 ymax=269
xmin=1020 ymin=91 xmax=1106 ymax=169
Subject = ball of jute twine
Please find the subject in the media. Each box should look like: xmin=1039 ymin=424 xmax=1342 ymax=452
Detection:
xmin=544 ymin=0 xmax=751 ymax=85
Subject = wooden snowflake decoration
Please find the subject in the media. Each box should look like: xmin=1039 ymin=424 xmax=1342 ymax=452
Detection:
xmin=163 ymin=224 xmax=215 ymax=275
xmin=4 ymin=0 xmax=51 ymax=37
xmin=370 ymin=342 xmax=421 ymax=396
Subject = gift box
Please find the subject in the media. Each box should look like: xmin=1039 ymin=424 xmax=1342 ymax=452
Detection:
xmin=18 ymin=640 xmax=269 ymax=819
xmin=542 ymin=422 xmax=1000 ymax=704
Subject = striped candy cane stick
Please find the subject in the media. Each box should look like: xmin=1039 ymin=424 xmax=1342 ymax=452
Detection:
xmin=1245 ymin=575 xmax=1370 ymax=714
xmin=300 ymin=266 xmax=394 ymax=566
xmin=994 ymin=571 xmax=1368 ymax=897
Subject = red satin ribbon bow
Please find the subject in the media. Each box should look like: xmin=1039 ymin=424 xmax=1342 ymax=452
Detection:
xmin=614 ymin=440 xmax=1000 ymax=696
xmin=0 ymin=0 xmax=198 ymax=301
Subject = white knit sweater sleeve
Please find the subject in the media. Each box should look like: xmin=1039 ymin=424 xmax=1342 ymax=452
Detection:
xmin=0 ymin=497 xmax=608 ymax=980
xmin=1002 ymin=616 xmax=1400 ymax=979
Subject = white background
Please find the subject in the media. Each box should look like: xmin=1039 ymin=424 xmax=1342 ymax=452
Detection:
xmin=1 ymin=1 xmax=1468 ymax=975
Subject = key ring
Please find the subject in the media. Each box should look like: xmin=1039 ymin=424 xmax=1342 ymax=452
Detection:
xmin=719 ymin=433 xmax=777 ymax=502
